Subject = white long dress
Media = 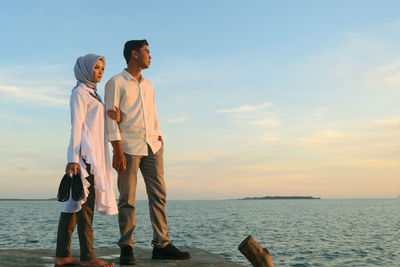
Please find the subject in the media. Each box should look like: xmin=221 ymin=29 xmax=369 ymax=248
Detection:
xmin=61 ymin=83 xmax=117 ymax=215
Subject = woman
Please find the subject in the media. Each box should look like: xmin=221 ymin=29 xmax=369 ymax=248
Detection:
xmin=55 ymin=54 xmax=117 ymax=267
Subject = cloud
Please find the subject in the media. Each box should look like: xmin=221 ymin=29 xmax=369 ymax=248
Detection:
xmin=280 ymin=174 xmax=311 ymax=179
xmin=249 ymin=118 xmax=280 ymax=127
xmin=361 ymin=59 xmax=400 ymax=89
xmin=213 ymin=101 xmax=281 ymax=131
xmin=167 ymin=116 xmax=190 ymax=123
xmin=298 ymin=115 xmax=400 ymax=166
xmin=260 ymin=133 xmax=279 ymax=141
xmin=366 ymin=117 xmax=400 ymax=129
xmin=308 ymin=27 xmax=400 ymax=93
xmin=299 ymin=131 xmax=352 ymax=149
xmin=315 ymin=107 xmax=329 ymax=117
xmin=217 ymin=102 xmax=273 ymax=113
xmin=167 ymin=150 xmax=232 ymax=164
xmin=340 ymin=156 xmax=400 ymax=168
xmin=0 ymin=65 xmax=70 ymax=106
xmin=0 ymin=85 xmax=68 ymax=106
xmin=0 ymin=141 xmax=13 ymax=147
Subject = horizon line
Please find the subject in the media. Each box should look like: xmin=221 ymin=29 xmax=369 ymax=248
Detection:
xmin=0 ymin=197 xmax=398 ymax=201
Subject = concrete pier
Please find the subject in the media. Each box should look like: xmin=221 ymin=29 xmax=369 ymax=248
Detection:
xmin=0 ymin=248 xmax=245 ymax=267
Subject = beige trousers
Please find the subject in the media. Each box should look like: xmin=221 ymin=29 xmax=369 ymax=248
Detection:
xmin=117 ymin=145 xmax=170 ymax=248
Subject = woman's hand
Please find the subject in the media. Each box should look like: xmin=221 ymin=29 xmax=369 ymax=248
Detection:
xmin=66 ymin=163 xmax=80 ymax=176
xmin=107 ymin=106 xmax=121 ymax=123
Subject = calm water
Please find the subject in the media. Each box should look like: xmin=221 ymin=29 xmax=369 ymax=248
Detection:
xmin=0 ymin=199 xmax=399 ymax=266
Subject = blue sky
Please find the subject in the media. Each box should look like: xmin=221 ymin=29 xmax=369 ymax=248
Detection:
xmin=0 ymin=1 xmax=399 ymax=199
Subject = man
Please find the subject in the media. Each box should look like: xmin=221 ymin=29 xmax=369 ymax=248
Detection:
xmin=105 ymin=40 xmax=190 ymax=265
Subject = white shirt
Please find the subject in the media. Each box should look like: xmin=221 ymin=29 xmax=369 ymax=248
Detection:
xmin=105 ymin=69 xmax=162 ymax=156
xmin=63 ymin=83 xmax=117 ymax=215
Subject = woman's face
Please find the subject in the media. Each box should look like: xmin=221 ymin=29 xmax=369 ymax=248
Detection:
xmin=92 ymin=59 xmax=105 ymax=83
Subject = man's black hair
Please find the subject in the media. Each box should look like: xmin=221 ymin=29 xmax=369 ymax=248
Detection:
xmin=123 ymin=40 xmax=149 ymax=64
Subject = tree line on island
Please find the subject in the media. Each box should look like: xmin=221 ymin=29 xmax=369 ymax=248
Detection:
xmin=236 ymin=196 xmax=321 ymax=200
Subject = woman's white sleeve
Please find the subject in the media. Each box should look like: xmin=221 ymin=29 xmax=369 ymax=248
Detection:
xmin=67 ymin=90 xmax=87 ymax=163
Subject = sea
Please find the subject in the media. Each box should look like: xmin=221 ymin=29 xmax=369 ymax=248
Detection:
xmin=0 ymin=199 xmax=399 ymax=266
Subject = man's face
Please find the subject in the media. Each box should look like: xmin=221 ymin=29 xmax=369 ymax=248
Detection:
xmin=136 ymin=45 xmax=151 ymax=69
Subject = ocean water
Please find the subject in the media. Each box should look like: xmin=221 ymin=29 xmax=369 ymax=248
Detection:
xmin=0 ymin=199 xmax=399 ymax=266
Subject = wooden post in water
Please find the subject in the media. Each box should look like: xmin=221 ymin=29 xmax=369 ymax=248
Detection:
xmin=238 ymin=235 xmax=274 ymax=267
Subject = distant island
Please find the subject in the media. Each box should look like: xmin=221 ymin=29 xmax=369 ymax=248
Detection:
xmin=237 ymin=196 xmax=321 ymax=200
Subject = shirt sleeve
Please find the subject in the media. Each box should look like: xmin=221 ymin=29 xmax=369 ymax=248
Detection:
xmin=153 ymin=90 xmax=162 ymax=136
xmin=67 ymin=90 xmax=86 ymax=163
xmin=104 ymin=78 xmax=121 ymax=141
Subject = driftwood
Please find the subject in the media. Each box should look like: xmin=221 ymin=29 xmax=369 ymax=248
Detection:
xmin=238 ymin=235 xmax=274 ymax=267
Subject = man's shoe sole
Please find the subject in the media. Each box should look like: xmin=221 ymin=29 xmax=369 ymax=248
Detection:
xmin=120 ymin=258 xmax=136 ymax=265
xmin=152 ymin=255 xmax=191 ymax=260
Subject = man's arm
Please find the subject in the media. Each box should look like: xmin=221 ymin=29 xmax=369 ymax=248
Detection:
xmin=152 ymin=86 xmax=162 ymax=137
xmin=105 ymin=79 xmax=121 ymax=141
xmin=105 ymin=78 xmax=125 ymax=172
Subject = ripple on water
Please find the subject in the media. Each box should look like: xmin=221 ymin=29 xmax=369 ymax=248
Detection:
xmin=1 ymin=199 xmax=399 ymax=266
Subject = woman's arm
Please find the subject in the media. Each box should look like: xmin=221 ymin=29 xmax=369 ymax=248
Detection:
xmin=66 ymin=89 xmax=87 ymax=174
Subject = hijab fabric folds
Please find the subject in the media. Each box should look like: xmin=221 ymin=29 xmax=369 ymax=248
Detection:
xmin=74 ymin=54 xmax=105 ymax=89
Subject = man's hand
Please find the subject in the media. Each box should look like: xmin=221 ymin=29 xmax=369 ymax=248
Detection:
xmin=111 ymin=140 xmax=126 ymax=172
xmin=107 ymin=106 xmax=121 ymax=123
xmin=158 ymin=136 xmax=163 ymax=146
xmin=65 ymin=162 xmax=80 ymax=176
xmin=112 ymin=151 xmax=126 ymax=172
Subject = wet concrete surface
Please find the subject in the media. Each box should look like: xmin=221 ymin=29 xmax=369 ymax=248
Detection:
xmin=0 ymin=248 xmax=245 ymax=267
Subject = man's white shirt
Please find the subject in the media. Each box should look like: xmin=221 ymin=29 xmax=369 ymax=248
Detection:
xmin=105 ymin=69 xmax=162 ymax=156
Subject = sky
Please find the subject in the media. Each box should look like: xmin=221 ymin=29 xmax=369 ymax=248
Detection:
xmin=0 ymin=0 xmax=399 ymax=199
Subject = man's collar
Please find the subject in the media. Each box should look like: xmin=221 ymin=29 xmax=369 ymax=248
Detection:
xmin=122 ymin=69 xmax=144 ymax=82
